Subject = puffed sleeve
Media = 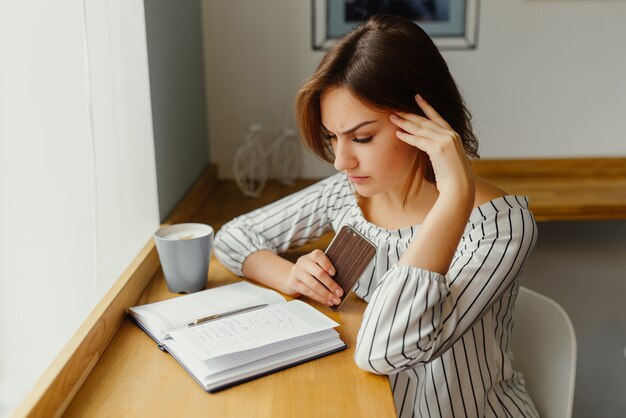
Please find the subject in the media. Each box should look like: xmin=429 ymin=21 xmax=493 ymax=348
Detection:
xmin=354 ymin=198 xmax=537 ymax=375
xmin=213 ymin=173 xmax=353 ymax=276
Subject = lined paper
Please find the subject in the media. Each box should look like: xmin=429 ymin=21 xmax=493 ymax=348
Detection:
xmin=170 ymin=300 xmax=339 ymax=360
xmin=128 ymin=281 xmax=285 ymax=339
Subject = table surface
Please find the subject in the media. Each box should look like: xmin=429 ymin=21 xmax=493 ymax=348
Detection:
xmin=63 ymin=265 xmax=396 ymax=418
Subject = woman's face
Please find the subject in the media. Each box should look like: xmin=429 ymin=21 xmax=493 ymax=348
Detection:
xmin=320 ymin=87 xmax=417 ymax=198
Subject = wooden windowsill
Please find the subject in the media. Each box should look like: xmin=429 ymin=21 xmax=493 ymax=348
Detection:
xmin=13 ymin=157 xmax=626 ymax=418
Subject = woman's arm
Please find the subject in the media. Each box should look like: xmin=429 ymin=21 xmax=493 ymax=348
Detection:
xmin=398 ymin=191 xmax=473 ymax=272
xmin=354 ymin=96 xmax=537 ymax=374
xmin=213 ymin=174 xmax=348 ymax=306
xmin=390 ymin=94 xmax=475 ymax=274
xmin=240 ymin=250 xmax=294 ymax=293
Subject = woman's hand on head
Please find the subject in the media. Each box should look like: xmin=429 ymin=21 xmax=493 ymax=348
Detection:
xmin=286 ymin=249 xmax=343 ymax=307
xmin=389 ymin=95 xmax=475 ymax=200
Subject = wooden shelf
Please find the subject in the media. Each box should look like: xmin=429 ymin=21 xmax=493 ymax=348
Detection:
xmin=471 ymin=158 xmax=626 ymax=222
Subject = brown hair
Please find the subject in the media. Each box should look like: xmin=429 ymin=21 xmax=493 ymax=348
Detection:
xmin=296 ymin=14 xmax=479 ymax=205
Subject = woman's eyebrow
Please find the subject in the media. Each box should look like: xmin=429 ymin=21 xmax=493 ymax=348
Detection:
xmin=322 ymin=120 xmax=377 ymax=135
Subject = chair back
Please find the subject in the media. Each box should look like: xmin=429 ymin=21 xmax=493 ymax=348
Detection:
xmin=511 ymin=286 xmax=577 ymax=418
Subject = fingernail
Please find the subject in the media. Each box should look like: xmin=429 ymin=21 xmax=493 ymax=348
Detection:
xmin=329 ymin=267 xmax=336 ymax=276
xmin=334 ymin=298 xmax=342 ymax=305
xmin=416 ymin=94 xmax=423 ymax=101
xmin=327 ymin=300 xmax=334 ymax=306
xmin=335 ymin=288 xmax=343 ymax=297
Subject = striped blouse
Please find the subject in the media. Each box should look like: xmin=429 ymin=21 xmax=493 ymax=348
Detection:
xmin=214 ymin=173 xmax=539 ymax=418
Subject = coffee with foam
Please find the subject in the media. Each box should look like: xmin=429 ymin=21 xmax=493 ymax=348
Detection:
xmin=156 ymin=224 xmax=212 ymax=241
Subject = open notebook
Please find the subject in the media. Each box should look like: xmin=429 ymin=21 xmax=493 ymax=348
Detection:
xmin=128 ymin=281 xmax=346 ymax=392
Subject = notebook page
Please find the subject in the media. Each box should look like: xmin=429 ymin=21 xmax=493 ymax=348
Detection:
xmin=169 ymin=300 xmax=339 ymax=360
xmin=202 ymin=329 xmax=340 ymax=374
xmin=162 ymin=333 xmax=344 ymax=391
xmin=128 ymin=282 xmax=285 ymax=339
xmin=203 ymin=338 xmax=346 ymax=386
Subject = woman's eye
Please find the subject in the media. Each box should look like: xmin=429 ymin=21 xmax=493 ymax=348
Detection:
xmin=353 ymin=136 xmax=373 ymax=144
xmin=321 ymin=131 xmax=336 ymax=141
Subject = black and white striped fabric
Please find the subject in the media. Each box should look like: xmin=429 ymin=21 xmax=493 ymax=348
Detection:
xmin=214 ymin=173 xmax=539 ymax=418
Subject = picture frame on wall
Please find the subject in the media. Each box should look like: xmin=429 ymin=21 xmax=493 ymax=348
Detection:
xmin=312 ymin=0 xmax=480 ymax=50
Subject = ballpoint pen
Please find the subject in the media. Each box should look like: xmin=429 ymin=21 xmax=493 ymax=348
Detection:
xmin=187 ymin=303 xmax=268 ymax=327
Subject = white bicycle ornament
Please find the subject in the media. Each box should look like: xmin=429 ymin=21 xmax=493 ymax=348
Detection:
xmin=233 ymin=124 xmax=302 ymax=197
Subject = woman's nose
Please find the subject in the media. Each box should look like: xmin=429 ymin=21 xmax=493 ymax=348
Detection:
xmin=333 ymin=140 xmax=357 ymax=171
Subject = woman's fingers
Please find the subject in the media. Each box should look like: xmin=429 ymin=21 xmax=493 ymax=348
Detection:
xmin=309 ymin=249 xmax=336 ymax=279
xmin=308 ymin=249 xmax=343 ymax=295
xmin=415 ymin=94 xmax=453 ymax=130
xmin=294 ymin=250 xmax=342 ymax=306
xmin=391 ymin=95 xmax=452 ymax=132
xmin=390 ymin=112 xmax=449 ymax=139
xmin=391 ymin=116 xmax=455 ymax=153
xmin=300 ymin=273 xmax=342 ymax=306
xmin=303 ymin=262 xmax=341 ymax=302
xmin=394 ymin=130 xmax=428 ymax=150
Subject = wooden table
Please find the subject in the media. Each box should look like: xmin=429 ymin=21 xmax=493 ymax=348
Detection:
xmin=63 ymin=264 xmax=396 ymax=417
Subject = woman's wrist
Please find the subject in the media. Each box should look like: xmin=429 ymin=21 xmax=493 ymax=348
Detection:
xmin=242 ymin=250 xmax=295 ymax=294
xmin=436 ymin=184 xmax=475 ymax=216
xmin=398 ymin=185 xmax=474 ymax=274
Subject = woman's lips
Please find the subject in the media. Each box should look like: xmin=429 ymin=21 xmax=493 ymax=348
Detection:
xmin=349 ymin=176 xmax=369 ymax=184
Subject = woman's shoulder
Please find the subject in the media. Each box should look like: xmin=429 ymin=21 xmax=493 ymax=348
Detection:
xmin=469 ymin=176 xmax=534 ymax=226
xmin=473 ymin=176 xmax=507 ymax=208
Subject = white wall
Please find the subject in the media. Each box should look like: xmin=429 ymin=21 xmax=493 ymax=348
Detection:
xmin=145 ymin=0 xmax=210 ymax=222
xmin=0 ymin=1 xmax=159 ymax=416
xmin=444 ymin=1 xmax=626 ymax=159
xmin=202 ymin=0 xmax=626 ymax=179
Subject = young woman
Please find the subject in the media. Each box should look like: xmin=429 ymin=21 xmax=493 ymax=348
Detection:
xmin=214 ymin=14 xmax=538 ymax=418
